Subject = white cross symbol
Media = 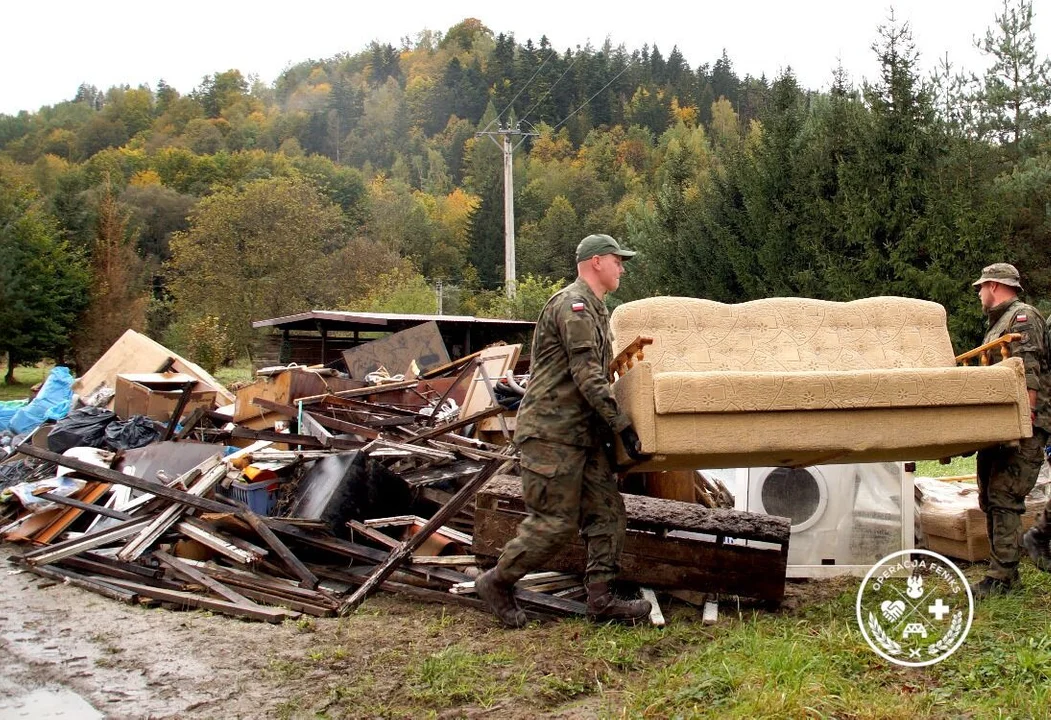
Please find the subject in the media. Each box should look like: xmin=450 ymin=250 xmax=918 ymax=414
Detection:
xmin=908 ymin=648 xmax=922 ymax=658
xmin=928 ymin=598 xmax=950 ymax=620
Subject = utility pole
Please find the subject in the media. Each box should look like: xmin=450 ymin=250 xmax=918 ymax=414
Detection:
xmin=476 ymin=122 xmax=537 ymax=299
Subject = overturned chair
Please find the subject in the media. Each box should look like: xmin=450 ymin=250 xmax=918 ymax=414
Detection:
xmin=611 ymin=296 xmax=1031 ymax=472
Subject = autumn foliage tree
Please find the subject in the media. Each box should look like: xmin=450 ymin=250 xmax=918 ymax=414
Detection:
xmin=72 ymin=180 xmax=149 ymax=371
xmin=167 ymin=176 xmax=347 ymax=359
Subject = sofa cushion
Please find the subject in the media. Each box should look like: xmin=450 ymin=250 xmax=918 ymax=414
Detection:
xmin=611 ymin=296 xmax=956 ymax=374
xmin=651 ymin=361 xmax=1027 ymax=414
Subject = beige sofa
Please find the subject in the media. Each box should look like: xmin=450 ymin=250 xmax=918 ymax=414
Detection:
xmin=611 ymin=296 xmax=1031 ymax=472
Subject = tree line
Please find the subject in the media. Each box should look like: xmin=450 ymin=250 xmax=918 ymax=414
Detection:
xmin=1 ymin=3 xmax=1049 ymax=380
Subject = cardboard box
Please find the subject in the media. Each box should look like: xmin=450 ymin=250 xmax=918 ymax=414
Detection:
xmin=233 ymin=367 xmax=362 ymax=422
xmin=114 ymin=373 xmax=218 ymax=422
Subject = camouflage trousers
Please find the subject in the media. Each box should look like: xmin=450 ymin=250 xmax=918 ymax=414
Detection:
xmin=496 ymin=437 xmax=626 ymax=585
xmin=977 ymin=428 xmax=1050 ymax=581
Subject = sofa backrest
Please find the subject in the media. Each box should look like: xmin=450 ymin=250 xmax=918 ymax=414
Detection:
xmin=610 ymin=296 xmax=957 ymax=373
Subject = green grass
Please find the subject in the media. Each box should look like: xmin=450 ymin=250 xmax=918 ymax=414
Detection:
xmin=212 ymin=357 xmax=255 ymax=387
xmin=915 ymin=455 xmax=977 ymax=478
xmin=264 ymin=570 xmax=1051 ymax=719
xmin=0 ymin=362 xmax=52 ymax=401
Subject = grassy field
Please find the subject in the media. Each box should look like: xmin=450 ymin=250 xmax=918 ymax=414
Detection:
xmin=914 ymin=456 xmax=978 ymax=479
xmin=0 ymin=362 xmax=51 ymax=402
xmin=260 ymin=566 xmax=1051 ymax=719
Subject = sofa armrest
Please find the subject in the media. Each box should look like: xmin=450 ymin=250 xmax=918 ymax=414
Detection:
xmin=613 ymin=361 xmax=656 ymax=453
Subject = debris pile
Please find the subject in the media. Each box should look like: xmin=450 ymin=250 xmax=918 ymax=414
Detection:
xmin=1 ymin=324 xmax=791 ymax=625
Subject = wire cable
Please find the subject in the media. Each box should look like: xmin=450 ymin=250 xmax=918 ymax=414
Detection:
xmin=551 ymin=64 xmax=631 ymax=132
xmin=480 ymin=47 xmax=559 ymax=134
xmin=517 ymin=50 xmax=583 ymax=128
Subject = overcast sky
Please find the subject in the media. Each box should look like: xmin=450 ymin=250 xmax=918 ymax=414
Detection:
xmin=3 ymin=0 xmax=1048 ymax=116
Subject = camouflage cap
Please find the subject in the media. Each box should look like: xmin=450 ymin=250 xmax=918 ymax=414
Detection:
xmin=972 ymin=262 xmax=1023 ymax=290
xmin=575 ymin=234 xmax=637 ymax=264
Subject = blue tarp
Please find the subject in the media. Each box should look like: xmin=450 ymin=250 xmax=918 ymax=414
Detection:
xmin=4 ymin=366 xmax=74 ymax=434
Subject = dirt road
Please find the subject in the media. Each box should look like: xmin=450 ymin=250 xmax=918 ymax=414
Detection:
xmin=0 ymin=545 xmax=340 ymax=719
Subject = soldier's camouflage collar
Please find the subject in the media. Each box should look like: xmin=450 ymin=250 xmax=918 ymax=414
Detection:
xmin=985 ymin=297 xmax=1024 ymax=324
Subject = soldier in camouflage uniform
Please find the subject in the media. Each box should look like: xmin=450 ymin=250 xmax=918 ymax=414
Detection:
xmin=971 ymin=263 xmax=1051 ymax=599
xmin=475 ymin=234 xmax=651 ymax=627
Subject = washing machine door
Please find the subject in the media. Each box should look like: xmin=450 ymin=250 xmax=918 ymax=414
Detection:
xmin=752 ymin=466 xmax=829 ymax=533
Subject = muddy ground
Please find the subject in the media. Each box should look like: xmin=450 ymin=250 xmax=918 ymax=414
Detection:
xmin=0 ymin=543 xmax=852 ymax=720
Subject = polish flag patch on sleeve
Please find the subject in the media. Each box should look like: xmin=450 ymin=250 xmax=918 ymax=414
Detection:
xmin=1016 ymin=313 xmax=1028 ymax=323
xmin=571 ymin=301 xmax=585 ymax=312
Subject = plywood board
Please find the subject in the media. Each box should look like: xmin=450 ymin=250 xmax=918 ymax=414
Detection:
xmin=341 ymin=321 xmax=450 ymax=380
xmin=458 ymin=344 xmax=521 ymax=421
xmin=72 ymin=329 xmax=234 ymax=406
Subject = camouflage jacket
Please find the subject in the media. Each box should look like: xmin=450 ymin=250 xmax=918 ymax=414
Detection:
xmin=983 ymin=297 xmax=1051 ymax=431
xmin=514 ymin=278 xmax=632 ymax=447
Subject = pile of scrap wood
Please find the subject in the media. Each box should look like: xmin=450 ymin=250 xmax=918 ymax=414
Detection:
xmin=0 ymin=327 xmax=792 ymax=625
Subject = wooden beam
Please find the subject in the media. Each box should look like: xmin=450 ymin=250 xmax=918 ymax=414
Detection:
xmin=338 ymin=453 xmax=513 ymax=613
xmin=152 ymin=549 xmax=256 ymax=606
xmin=19 ymin=563 xmax=140 ymax=604
xmin=231 ymin=501 xmax=319 ymax=590
xmin=15 ymin=444 xmax=237 ymax=516
xmin=98 ymin=577 xmax=295 ymax=623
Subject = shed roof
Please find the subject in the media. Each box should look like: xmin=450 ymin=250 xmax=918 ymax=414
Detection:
xmin=252 ymin=310 xmax=534 ymax=333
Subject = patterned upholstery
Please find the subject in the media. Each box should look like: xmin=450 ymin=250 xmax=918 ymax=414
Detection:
xmin=610 ymin=296 xmax=1031 ymax=471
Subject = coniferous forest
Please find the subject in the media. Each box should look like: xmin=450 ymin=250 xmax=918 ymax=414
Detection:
xmin=1 ymin=5 xmax=1050 ymax=377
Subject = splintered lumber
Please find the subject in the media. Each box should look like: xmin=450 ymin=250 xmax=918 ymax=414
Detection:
xmin=273 ymin=526 xmax=473 ymax=587
xmin=22 ymin=518 xmax=153 ymax=566
xmin=19 ymin=562 xmax=141 ymax=604
xmin=229 ymin=501 xmax=319 ymax=590
xmin=33 ymin=482 xmax=112 ymax=544
xmin=152 ymin=550 xmax=254 ymax=605
xmin=98 ymin=577 xmax=297 ymax=623
xmin=339 ymin=453 xmax=514 ymax=614
xmin=176 ymin=518 xmax=267 ymax=565
xmin=475 ymin=477 xmax=790 ymax=605
xmin=118 ymin=457 xmax=225 ymax=561
xmin=40 ymin=492 xmax=134 ymax=521
xmin=16 ymin=444 xmax=237 ymax=516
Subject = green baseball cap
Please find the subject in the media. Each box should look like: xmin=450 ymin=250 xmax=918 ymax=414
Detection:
xmin=973 ymin=262 xmax=1022 ymax=290
xmin=575 ymin=234 xmax=637 ymax=264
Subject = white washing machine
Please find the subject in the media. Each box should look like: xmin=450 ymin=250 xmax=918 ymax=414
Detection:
xmin=721 ymin=462 xmax=912 ymax=577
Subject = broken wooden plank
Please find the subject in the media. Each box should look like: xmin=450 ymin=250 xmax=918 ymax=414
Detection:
xmin=338 ymin=453 xmax=513 ymax=614
xmin=18 ymin=562 xmax=140 ymax=604
xmin=99 ymin=577 xmax=296 ymax=622
xmin=33 ymin=482 xmax=112 ymax=544
xmin=118 ymin=457 xmax=225 ymax=562
xmin=229 ymin=501 xmax=319 ymax=590
xmin=409 ymin=555 xmax=477 ymax=566
xmin=40 ymin=492 xmax=133 ymax=521
xmin=22 ymin=518 xmax=153 ymax=566
xmin=152 ymin=549 xmax=255 ymax=605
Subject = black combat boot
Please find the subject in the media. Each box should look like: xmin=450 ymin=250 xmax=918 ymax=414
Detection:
xmin=1023 ymin=528 xmax=1051 ymax=572
xmin=476 ymin=568 xmax=528 ymax=628
xmin=969 ymin=575 xmax=1017 ymax=601
xmin=586 ymin=581 xmax=651 ymax=623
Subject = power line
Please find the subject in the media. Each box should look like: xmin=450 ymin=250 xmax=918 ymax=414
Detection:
xmin=552 ymin=64 xmax=632 ymax=132
xmin=480 ymin=48 xmax=559 ymax=134
xmin=517 ymin=51 xmax=583 ymax=128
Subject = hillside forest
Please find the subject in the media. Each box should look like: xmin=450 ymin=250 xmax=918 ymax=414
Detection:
xmin=1 ymin=4 xmax=1050 ymax=381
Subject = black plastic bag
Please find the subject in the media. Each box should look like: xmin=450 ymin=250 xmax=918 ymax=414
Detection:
xmin=103 ymin=416 xmax=161 ymax=451
xmin=47 ymin=407 xmax=116 ymax=454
